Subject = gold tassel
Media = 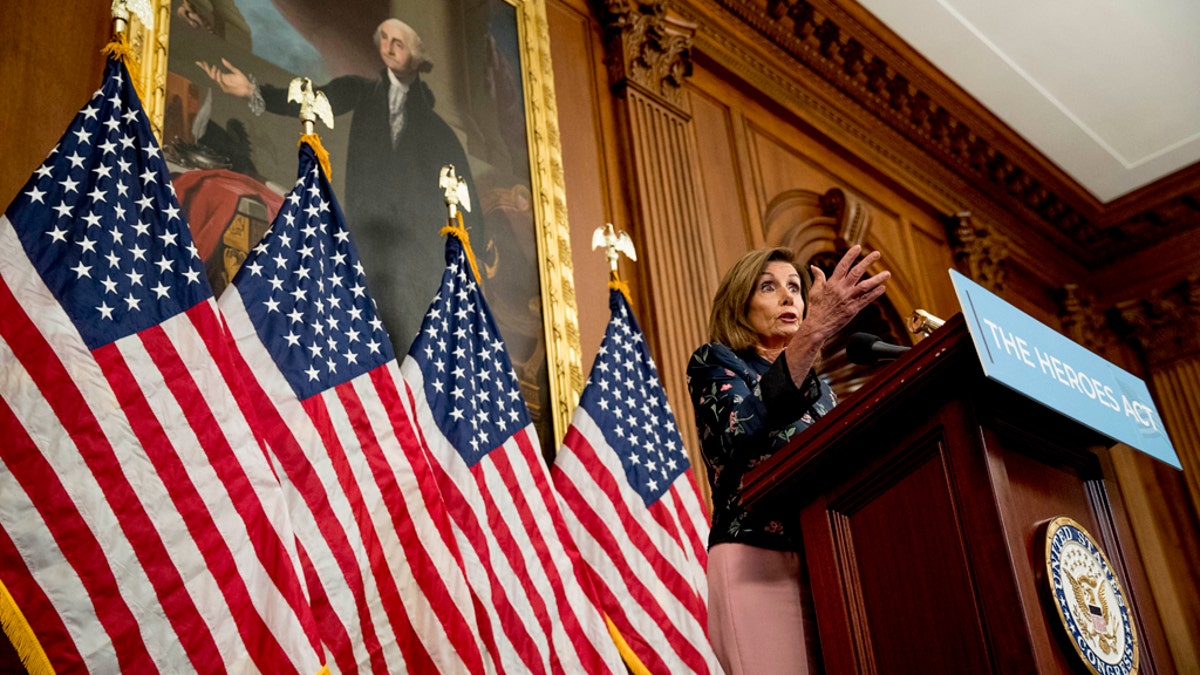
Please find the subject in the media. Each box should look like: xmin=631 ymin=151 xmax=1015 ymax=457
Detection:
xmin=439 ymin=211 xmax=483 ymax=287
xmin=298 ymin=134 xmax=333 ymax=181
xmin=608 ymin=279 xmax=633 ymax=306
xmin=100 ymin=33 xmax=144 ymax=103
xmin=0 ymin=578 xmax=55 ymax=675
xmin=604 ymin=614 xmax=651 ymax=675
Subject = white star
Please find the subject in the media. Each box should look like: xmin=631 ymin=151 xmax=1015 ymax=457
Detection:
xmin=60 ymin=176 xmax=79 ymax=193
xmin=124 ymin=293 xmax=141 ymax=311
xmin=66 ymin=152 xmax=86 ymax=168
xmin=101 ymin=276 xmax=118 ymax=294
xmin=182 ymin=267 xmax=201 ymax=284
xmin=135 ymin=194 xmax=154 ymax=210
xmin=151 ymin=282 xmax=171 ymax=299
xmin=70 ymin=261 xmax=92 ymax=278
xmin=47 ymin=226 xmax=69 ymax=243
xmin=97 ymin=302 xmax=114 ymax=319
xmin=24 ymin=186 xmax=46 ymax=204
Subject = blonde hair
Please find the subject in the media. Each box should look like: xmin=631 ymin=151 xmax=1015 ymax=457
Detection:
xmin=708 ymin=247 xmax=810 ymax=351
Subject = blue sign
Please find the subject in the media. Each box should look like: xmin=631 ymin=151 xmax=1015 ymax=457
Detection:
xmin=951 ymin=270 xmax=1180 ymax=468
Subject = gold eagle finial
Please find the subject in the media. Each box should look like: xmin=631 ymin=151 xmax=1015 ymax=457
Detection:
xmin=439 ymin=165 xmax=471 ymax=219
xmin=287 ymin=77 xmax=334 ymax=135
xmin=591 ymin=223 xmax=636 ymax=280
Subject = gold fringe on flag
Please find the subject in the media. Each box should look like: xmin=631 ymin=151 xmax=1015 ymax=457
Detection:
xmin=100 ymin=33 xmax=144 ymax=103
xmin=299 ymin=134 xmax=333 ymax=181
xmin=0 ymin=578 xmax=55 ymax=675
xmin=440 ymin=211 xmax=483 ymax=288
xmin=604 ymin=614 xmax=651 ymax=675
xmin=608 ymin=279 xmax=633 ymax=306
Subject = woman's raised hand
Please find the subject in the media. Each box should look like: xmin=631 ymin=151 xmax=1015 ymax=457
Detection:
xmin=802 ymin=245 xmax=889 ymax=343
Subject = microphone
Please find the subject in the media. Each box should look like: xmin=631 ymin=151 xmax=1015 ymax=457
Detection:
xmin=846 ymin=332 xmax=910 ymax=366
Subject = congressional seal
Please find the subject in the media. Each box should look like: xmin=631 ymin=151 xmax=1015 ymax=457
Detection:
xmin=1044 ymin=516 xmax=1138 ymax=675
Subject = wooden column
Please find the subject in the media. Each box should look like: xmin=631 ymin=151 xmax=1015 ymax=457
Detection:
xmin=593 ymin=0 xmax=718 ymax=498
xmin=1110 ymin=276 xmax=1200 ymax=511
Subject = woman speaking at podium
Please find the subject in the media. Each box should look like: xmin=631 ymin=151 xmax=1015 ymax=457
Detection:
xmin=687 ymin=245 xmax=888 ymax=674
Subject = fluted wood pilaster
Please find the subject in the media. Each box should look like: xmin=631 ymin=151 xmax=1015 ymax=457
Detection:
xmin=1110 ymin=275 xmax=1200 ymax=514
xmin=1149 ymin=360 xmax=1200 ymax=511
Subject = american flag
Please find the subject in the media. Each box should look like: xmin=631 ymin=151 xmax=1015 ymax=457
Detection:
xmin=552 ymin=289 xmax=718 ymax=673
xmin=0 ymin=57 xmax=324 ymax=672
xmin=218 ymin=142 xmax=489 ymax=674
xmin=400 ymin=235 xmax=625 ymax=674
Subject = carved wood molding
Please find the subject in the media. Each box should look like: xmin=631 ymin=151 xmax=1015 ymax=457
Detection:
xmin=1110 ymin=276 xmax=1200 ymax=368
xmin=945 ymin=212 xmax=1008 ymax=294
xmin=696 ymin=0 xmax=1200 ymax=268
xmin=592 ymin=0 xmax=697 ymax=111
xmin=1056 ymin=283 xmax=1112 ymax=355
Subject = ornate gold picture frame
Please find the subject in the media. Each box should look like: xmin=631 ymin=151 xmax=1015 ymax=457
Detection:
xmin=129 ymin=0 xmax=583 ymax=453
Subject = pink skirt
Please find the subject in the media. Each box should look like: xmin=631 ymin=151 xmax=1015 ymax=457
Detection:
xmin=707 ymin=543 xmax=821 ymax=674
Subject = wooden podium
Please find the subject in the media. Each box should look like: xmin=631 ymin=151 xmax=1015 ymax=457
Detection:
xmin=741 ymin=315 xmax=1174 ymax=674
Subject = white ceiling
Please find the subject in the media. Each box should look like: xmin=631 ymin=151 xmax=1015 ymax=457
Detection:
xmin=856 ymin=0 xmax=1200 ymax=203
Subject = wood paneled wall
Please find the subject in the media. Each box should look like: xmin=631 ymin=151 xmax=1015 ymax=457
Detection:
xmin=0 ymin=3 xmax=111 ymax=208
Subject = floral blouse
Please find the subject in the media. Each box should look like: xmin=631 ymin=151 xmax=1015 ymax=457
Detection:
xmin=687 ymin=342 xmax=836 ymax=552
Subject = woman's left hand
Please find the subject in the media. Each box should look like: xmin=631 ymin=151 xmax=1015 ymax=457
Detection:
xmin=800 ymin=244 xmax=890 ymax=343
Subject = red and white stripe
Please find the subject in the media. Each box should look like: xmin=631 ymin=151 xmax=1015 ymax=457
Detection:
xmin=554 ymin=408 xmax=720 ymax=674
xmin=0 ymin=217 xmax=326 ymax=674
xmin=400 ymin=358 xmax=626 ymax=675
xmin=219 ymin=286 xmax=490 ymax=675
